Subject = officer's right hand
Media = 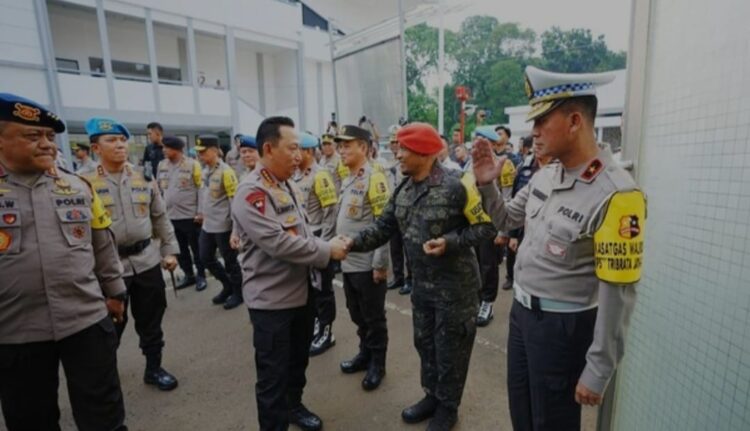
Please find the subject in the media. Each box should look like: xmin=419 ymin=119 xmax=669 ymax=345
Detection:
xmin=229 ymin=233 xmax=241 ymax=250
xmin=106 ymin=298 xmax=125 ymax=323
xmin=329 ymin=237 xmax=349 ymax=261
xmin=508 ymin=238 xmax=519 ymax=252
xmin=471 ymin=139 xmax=506 ymax=185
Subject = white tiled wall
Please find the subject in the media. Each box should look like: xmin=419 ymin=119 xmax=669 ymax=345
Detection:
xmin=613 ymin=0 xmax=750 ymax=430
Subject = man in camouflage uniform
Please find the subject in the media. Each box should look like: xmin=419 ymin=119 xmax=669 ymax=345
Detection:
xmin=294 ymin=132 xmax=339 ymax=356
xmin=85 ymin=116 xmax=181 ymax=392
xmin=0 ymin=93 xmax=128 ymax=431
xmin=343 ymin=123 xmax=496 ymax=431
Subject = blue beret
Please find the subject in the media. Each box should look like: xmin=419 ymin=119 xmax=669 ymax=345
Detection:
xmin=474 ymin=126 xmax=499 ymax=142
xmin=299 ymin=132 xmax=319 ymax=149
xmin=239 ymin=135 xmax=257 ymax=149
xmin=0 ymin=93 xmax=65 ymax=133
xmin=85 ymin=117 xmax=130 ymax=139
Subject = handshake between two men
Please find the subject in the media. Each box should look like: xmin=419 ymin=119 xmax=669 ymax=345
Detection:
xmin=327 ymin=235 xmax=449 ymax=260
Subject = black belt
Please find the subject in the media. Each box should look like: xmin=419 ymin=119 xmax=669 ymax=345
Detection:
xmin=118 ymin=238 xmax=151 ymax=257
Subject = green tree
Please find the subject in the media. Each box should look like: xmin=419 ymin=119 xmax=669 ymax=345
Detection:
xmin=541 ymin=27 xmax=626 ymax=73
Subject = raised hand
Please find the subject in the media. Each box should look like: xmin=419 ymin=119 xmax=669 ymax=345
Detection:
xmin=471 ymin=138 xmax=506 ymax=186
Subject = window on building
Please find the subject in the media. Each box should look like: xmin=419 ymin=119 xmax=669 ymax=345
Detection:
xmin=302 ymin=3 xmax=328 ymax=31
xmin=55 ymin=58 xmax=80 ymax=74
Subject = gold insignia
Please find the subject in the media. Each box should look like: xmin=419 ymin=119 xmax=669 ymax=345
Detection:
xmin=98 ymin=120 xmax=113 ymax=131
xmin=12 ymin=103 xmax=40 ymax=122
xmin=285 ymin=215 xmax=297 ymax=224
xmin=54 ymin=178 xmax=70 ymax=189
xmin=524 ymin=75 xmax=533 ymax=100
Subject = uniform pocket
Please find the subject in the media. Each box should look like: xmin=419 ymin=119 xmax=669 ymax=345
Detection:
xmin=0 ymin=209 xmax=21 ymax=254
xmin=541 ymin=220 xmax=579 ymax=267
xmin=55 ymin=207 xmax=92 ymax=246
xmin=131 ymin=192 xmax=151 ymax=218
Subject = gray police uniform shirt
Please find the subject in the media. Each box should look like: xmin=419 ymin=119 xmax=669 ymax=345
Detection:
xmin=157 ymin=156 xmax=202 ymax=220
xmin=199 ymin=160 xmax=238 ymax=233
xmin=478 ymin=144 xmax=639 ymax=394
xmin=0 ymin=164 xmax=126 ymax=343
xmin=225 ymin=145 xmax=242 ymax=175
xmin=336 ymin=162 xmax=391 ymax=273
xmin=84 ymin=164 xmax=179 ymax=277
xmin=75 ymin=157 xmax=99 ymax=176
xmin=231 ymin=164 xmax=331 ymax=310
xmin=293 ymin=163 xmax=338 ymax=241
xmin=321 ymin=152 xmax=342 ymax=190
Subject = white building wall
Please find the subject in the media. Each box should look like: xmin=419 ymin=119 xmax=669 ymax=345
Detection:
xmin=194 ymin=32 xmax=228 ymax=89
xmin=0 ymin=0 xmax=45 ymax=65
xmin=235 ymin=41 xmax=261 ymax=109
xmin=47 ymin=3 xmax=102 ymax=74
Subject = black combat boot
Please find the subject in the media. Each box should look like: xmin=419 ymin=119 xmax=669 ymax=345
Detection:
xmin=288 ymin=403 xmax=322 ymax=431
xmin=175 ymin=275 xmax=196 ymax=290
xmin=426 ymin=405 xmax=458 ymax=431
xmin=361 ymin=351 xmax=385 ymax=391
xmin=144 ymin=353 xmax=178 ymax=391
xmin=211 ymin=282 xmax=232 ymax=305
xmin=340 ymin=350 xmax=370 ymax=374
xmin=399 ymin=282 xmax=412 ymax=295
xmin=195 ymin=275 xmax=208 ymax=291
xmin=401 ymin=395 xmax=439 ymax=423
xmin=223 ymin=283 xmax=243 ymax=310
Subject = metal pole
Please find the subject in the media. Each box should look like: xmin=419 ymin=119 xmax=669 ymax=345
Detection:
xmin=145 ymin=8 xmax=161 ymax=112
xmin=296 ymin=39 xmax=307 ymax=131
xmin=33 ymin=0 xmax=70 ymax=165
xmin=397 ymin=0 xmax=408 ymax=121
xmin=95 ymin=0 xmax=116 ymax=110
xmin=437 ymin=0 xmax=445 ymax=134
xmin=186 ymin=18 xmax=200 ymax=114
xmin=328 ymin=22 xmax=340 ymax=125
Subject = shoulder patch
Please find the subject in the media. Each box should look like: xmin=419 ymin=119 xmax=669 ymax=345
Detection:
xmin=367 ymin=171 xmax=390 ymax=217
xmin=245 ymin=190 xmax=266 ymax=215
xmin=499 ymin=159 xmax=516 ymax=188
xmin=314 ymin=170 xmax=338 ymax=208
xmin=594 ymin=190 xmax=646 ymax=284
xmin=581 ymin=159 xmax=604 ymax=182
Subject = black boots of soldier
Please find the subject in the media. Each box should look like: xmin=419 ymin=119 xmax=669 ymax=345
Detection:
xmin=402 ymin=395 xmax=457 ymax=431
xmin=402 ymin=395 xmax=439 ymax=423
xmin=212 ymin=281 xmax=242 ymax=310
xmin=144 ymin=353 xmax=178 ymax=391
xmin=289 ymin=404 xmax=323 ymax=431
xmin=340 ymin=351 xmax=385 ymax=391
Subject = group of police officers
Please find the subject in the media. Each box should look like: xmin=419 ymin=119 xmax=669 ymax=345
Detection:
xmin=0 ymin=64 xmax=646 ymax=431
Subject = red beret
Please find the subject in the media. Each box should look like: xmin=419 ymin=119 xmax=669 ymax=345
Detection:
xmin=396 ymin=122 xmax=443 ymax=156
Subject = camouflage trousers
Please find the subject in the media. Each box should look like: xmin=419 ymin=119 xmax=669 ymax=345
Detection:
xmin=412 ymin=296 xmax=478 ymax=409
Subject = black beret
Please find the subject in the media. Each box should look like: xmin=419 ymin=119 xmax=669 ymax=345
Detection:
xmin=0 ymin=93 xmax=65 ymax=133
xmin=162 ymin=136 xmax=185 ymax=150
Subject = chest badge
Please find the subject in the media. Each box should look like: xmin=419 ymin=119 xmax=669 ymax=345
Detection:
xmin=0 ymin=229 xmax=11 ymax=251
xmin=2 ymin=213 xmax=17 ymax=225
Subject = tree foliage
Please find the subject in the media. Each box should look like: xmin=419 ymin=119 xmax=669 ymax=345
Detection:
xmin=404 ymin=18 xmax=626 ymax=133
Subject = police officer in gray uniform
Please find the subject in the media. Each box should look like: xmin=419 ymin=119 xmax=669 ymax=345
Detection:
xmin=72 ymin=141 xmax=98 ymax=175
xmin=472 ymin=66 xmax=646 ymax=430
xmin=335 ymin=124 xmax=391 ymax=391
xmin=231 ymin=116 xmax=349 ymax=431
xmin=85 ymin=116 xmax=181 ymax=392
xmin=195 ymin=135 xmax=243 ymax=309
xmin=343 ymin=123 xmax=496 ymax=431
xmin=0 ymin=93 xmax=127 ymax=430
xmin=157 ymin=135 xmax=207 ymax=291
